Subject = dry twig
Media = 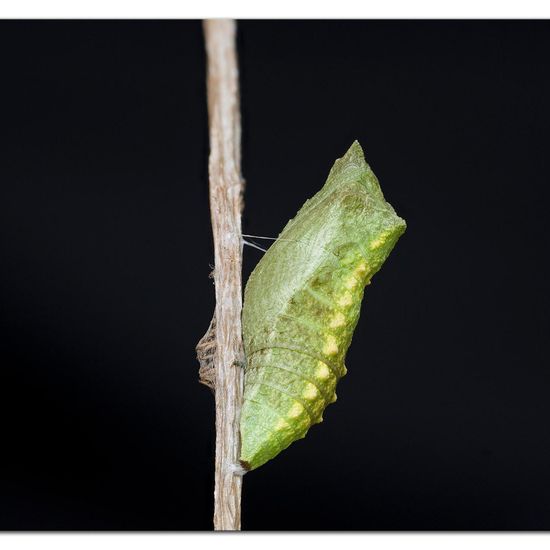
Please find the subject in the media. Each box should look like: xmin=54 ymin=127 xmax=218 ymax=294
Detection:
xmin=196 ymin=19 xmax=245 ymax=531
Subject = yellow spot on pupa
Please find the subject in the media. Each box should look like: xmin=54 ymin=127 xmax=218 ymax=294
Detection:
xmin=275 ymin=418 xmax=288 ymax=431
xmin=369 ymin=237 xmax=385 ymax=250
xmin=315 ymin=362 xmax=331 ymax=380
xmin=329 ymin=312 xmax=346 ymax=328
xmin=345 ymin=276 xmax=358 ymax=289
xmin=337 ymin=293 xmax=353 ymax=307
xmin=303 ymin=383 xmax=318 ymax=400
xmin=356 ymin=262 xmax=368 ymax=274
xmin=323 ymin=335 xmax=338 ymax=356
xmin=288 ymin=402 xmax=304 ymax=418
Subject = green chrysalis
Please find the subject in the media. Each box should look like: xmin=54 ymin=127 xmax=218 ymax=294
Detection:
xmin=239 ymin=141 xmax=406 ymax=471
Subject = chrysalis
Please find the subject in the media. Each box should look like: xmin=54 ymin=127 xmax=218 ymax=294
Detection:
xmin=240 ymin=141 xmax=406 ymax=471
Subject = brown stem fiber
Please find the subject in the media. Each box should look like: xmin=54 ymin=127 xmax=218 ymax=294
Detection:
xmin=197 ymin=19 xmax=245 ymax=531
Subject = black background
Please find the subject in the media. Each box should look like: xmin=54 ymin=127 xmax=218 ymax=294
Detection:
xmin=0 ymin=20 xmax=549 ymax=530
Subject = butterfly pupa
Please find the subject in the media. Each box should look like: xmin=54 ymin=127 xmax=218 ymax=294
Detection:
xmin=239 ymin=141 xmax=406 ymax=471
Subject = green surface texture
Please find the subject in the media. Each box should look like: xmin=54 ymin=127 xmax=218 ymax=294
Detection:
xmin=240 ymin=142 xmax=406 ymax=470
